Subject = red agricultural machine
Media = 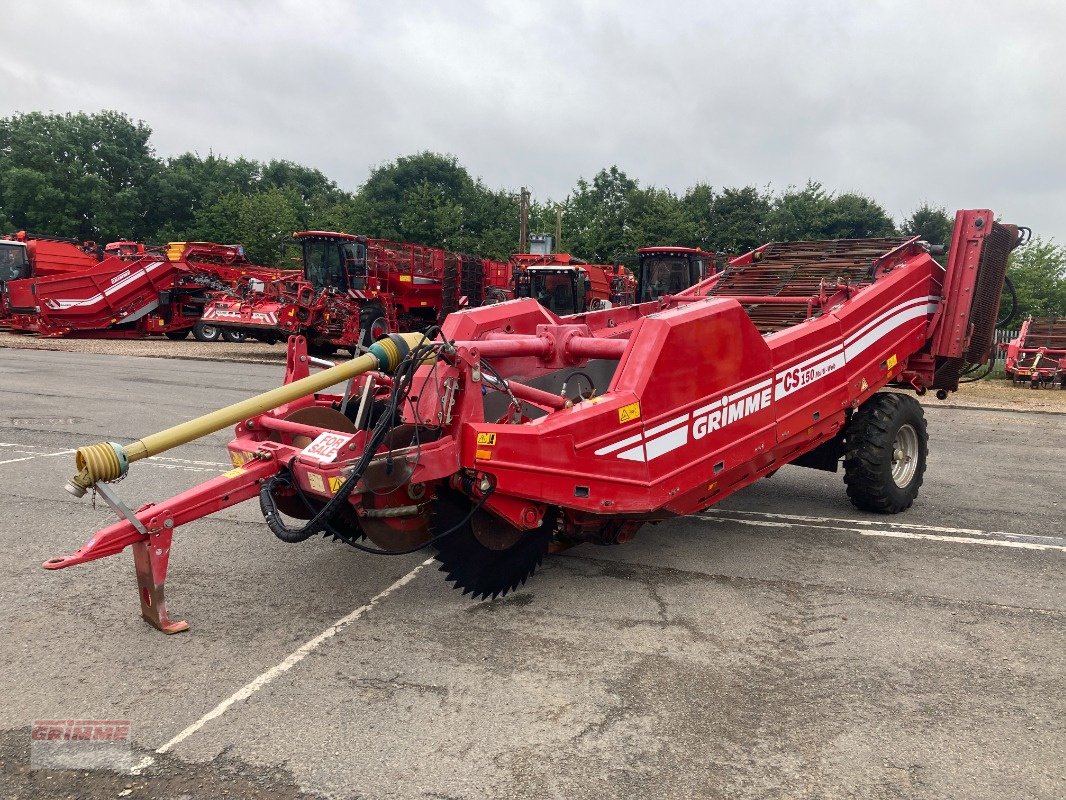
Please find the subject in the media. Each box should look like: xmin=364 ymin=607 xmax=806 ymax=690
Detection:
xmin=200 ymin=232 xmax=514 ymax=353
xmin=636 ymin=246 xmax=716 ymax=301
xmin=1004 ymin=316 xmax=1066 ymax=388
xmin=511 ymin=252 xmax=636 ymax=314
xmin=46 ymin=209 xmax=1021 ymax=633
xmin=0 ymin=239 xmax=290 ymax=340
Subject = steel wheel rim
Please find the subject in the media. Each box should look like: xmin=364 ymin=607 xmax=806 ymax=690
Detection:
xmin=891 ymin=423 xmax=919 ymax=487
xmin=200 ymin=324 xmax=218 ymax=338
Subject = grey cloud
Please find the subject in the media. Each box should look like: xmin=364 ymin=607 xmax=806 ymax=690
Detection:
xmin=1 ymin=0 xmax=1063 ymax=240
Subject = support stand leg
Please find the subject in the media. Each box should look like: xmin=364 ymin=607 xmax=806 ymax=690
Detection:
xmin=131 ymin=531 xmax=189 ymax=634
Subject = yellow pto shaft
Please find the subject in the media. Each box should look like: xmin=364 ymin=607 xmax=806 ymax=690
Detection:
xmin=65 ymin=333 xmax=428 ymax=497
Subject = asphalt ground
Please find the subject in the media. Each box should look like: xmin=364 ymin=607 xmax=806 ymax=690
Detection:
xmin=0 ymin=348 xmax=1063 ymax=800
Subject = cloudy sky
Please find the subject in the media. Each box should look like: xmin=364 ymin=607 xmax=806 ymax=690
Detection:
xmin=2 ymin=0 xmax=1063 ymax=241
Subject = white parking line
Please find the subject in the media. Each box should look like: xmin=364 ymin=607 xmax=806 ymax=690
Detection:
xmin=699 ymin=512 xmax=1066 ymax=552
xmin=702 ymin=508 xmax=1064 ymax=542
xmin=130 ymin=558 xmax=433 ymax=774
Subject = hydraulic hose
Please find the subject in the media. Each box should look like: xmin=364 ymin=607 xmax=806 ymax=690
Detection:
xmin=258 ymin=330 xmax=444 ymax=545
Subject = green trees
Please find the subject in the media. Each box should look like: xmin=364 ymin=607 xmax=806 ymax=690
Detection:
xmin=3 ymin=107 xmax=1057 ymax=313
xmin=0 ymin=111 xmax=157 ymax=241
xmin=764 ymin=182 xmax=897 ymax=241
xmin=345 ymin=152 xmax=518 ymax=258
xmin=901 ymin=203 xmax=955 ymax=247
xmin=1008 ymin=238 xmax=1066 ymax=319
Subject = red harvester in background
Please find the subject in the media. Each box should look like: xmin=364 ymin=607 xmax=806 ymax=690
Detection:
xmin=0 ymin=231 xmax=103 ymax=281
xmin=511 ymin=252 xmax=637 ymax=314
xmin=200 ymin=231 xmax=515 ymax=352
xmin=0 ymin=239 xmax=293 ymax=340
xmin=1004 ymin=316 xmax=1066 ymax=388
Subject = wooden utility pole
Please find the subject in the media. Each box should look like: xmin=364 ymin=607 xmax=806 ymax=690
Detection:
xmin=518 ymin=187 xmax=530 ymax=254
xmin=554 ymin=205 xmax=563 ymax=254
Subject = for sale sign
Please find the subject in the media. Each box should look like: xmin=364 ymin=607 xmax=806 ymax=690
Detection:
xmin=301 ymin=432 xmax=353 ymax=463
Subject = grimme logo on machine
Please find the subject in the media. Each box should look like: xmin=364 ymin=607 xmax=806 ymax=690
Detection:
xmin=596 ymin=379 xmax=773 ymax=463
xmin=692 ymin=380 xmax=772 ymax=439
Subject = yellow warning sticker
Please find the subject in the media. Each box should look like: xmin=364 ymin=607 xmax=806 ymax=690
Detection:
xmin=886 ymin=354 xmax=898 ymax=370
xmin=860 ymin=378 xmax=869 ymax=392
xmin=328 ymin=476 xmax=344 ymax=493
xmin=475 ymin=449 xmax=493 ymax=460
xmin=229 ymin=451 xmax=246 ymax=467
xmin=307 ymin=472 xmax=326 ymax=492
xmin=223 ymin=467 xmax=245 ymax=479
xmin=618 ymin=402 xmax=641 ymax=424
xmin=476 ymin=432 xmax=497 ymax=446
xmin=399 ymin=275 xmax=412 ymax=282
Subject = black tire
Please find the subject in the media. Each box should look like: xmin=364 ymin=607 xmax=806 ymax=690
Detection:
xmin=843 ymin=392 xmax=928 ymax=514
xmin=359 ymin=303 xmax=388 ymax=347
xmin=192 ymin=320 xmax=221 ymax=342
xmin=164 ymin=328 xmax=191 ymax=341
xmin=221 ymin=329 xmax=246 ymax=343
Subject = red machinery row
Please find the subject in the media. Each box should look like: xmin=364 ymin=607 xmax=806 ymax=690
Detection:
xmin=47 ymin=209 xmax=1021 ymax=633
xmin=1 ymin=228 xmax=660 ymax=350
xmin=199 ymin=232 xmax=517 ymax=353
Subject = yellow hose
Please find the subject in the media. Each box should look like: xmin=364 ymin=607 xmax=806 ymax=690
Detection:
xmin=66 ymin=333 xmax=429 ymax=496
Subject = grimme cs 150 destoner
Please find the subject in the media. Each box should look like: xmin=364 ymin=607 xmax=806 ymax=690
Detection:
xmin=46 ymin=210 xmax=1021 ymax=633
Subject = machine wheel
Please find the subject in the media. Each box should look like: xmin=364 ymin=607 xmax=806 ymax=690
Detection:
xmin=431 ymin=488 xmax=556 ymax=600
xmin=843 ymin=392 xmax=927 ymax=514
xmin=192 ymin=320 xmax=221 ymax=342
xmin=359 ymin=303 xmax=388 ymax=347
xmin=164 ymin=328 xmax=191 ymax=341
xmin=221 ymin=329 xmax=246 ymax=343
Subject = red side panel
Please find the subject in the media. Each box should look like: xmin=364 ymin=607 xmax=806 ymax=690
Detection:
xmin=26 ymin=240 xmax=99 ymax=277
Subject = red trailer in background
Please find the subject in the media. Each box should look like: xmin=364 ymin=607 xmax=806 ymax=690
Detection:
xmin=1005 ymin=316 xmax=1066 ymax=388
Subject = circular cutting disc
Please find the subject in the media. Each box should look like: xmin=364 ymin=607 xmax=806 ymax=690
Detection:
xmin=431 ymin=488 xmax=555 ymax=600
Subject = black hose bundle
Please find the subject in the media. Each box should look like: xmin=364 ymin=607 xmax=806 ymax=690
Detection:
xmin=259 ymin=328 xmax=495 ymax=555
xmin=260 ymin=330 xmax=442 ymax=543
